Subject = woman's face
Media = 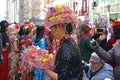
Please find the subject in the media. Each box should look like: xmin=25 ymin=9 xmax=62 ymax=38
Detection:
xmin=89 ymin=56 xmax=101 ymax=72
xmin=99 ymin=33 xmax=106 ymax=41
xmin=89 ymin=28 xmax=95 ymax=37
xmin=50 ymin=24 xmax=65 ymax=40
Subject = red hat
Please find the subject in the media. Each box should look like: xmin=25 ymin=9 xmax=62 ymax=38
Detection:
xmin=112 ymin=18 xmax=120 ymax=29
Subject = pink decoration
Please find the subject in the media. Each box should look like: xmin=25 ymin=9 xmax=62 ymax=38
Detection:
xmin=21 ymin=45 xmax=55 ymax=69
xmin=15 ymin=23 xmax=20 ymax=29
xmin=43 ymin=5 xmax=77 ymax=28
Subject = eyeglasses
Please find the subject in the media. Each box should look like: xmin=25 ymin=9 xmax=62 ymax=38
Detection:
xmin=89 ymin=60 xmax=100 ymax=64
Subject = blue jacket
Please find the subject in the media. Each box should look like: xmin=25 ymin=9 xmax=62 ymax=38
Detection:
xmin=34 ymin=37 xmax=46 ymax=49
xmin=83 ymin=63 xmax=114 ymax=80
xmin=33 ymin=37 xmax=47 ymax=80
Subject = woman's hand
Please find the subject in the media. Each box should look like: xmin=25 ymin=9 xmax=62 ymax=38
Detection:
xmin=42 ymin=69 xmax=58 ymax=80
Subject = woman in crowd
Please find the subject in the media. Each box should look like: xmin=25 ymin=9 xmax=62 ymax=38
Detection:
xmin=77 ymin=23 xmax=95 ymax=63
xmin=18 ymin=23 xmax=34 ymax=79
xmin=33 ymin=25 xmax=50 ymax=80
xmin=42 ymin=5 xmax=83 ymax=80
xmin=0 ymin=20 xmax=10 ymax=80
xmin=8 ymin=23 xmax=20 ymax=79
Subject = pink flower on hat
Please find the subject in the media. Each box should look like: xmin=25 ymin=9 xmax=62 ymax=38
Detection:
xmin=15 ymin=23 xmax=20 ymax=29
xmin=8 ymin=23 xmax=20 ymax=34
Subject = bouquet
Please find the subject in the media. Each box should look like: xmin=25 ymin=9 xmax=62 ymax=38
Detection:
xmin=21 ymin=45 xmax=55 ymax=69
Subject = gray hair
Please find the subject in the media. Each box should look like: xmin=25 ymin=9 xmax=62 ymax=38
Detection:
xmin=91 ymin=52 xmax=105 ymax=64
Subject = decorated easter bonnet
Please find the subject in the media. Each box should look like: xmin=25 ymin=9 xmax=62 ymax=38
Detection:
xmin=43 ymin=5 xmax=77 ymax=28
xmin=8 ymin=23 xmax=20 ymax=34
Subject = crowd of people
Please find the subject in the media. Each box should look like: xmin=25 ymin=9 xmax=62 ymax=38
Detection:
xmin=0 ymin=4 xmax=120 ymax=80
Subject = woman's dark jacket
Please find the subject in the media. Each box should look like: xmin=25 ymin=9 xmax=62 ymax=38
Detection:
xmin=54 ymin=38 xmax=83 ymax=80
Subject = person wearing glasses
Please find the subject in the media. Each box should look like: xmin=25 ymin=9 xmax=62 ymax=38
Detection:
xmin=82 ymin=52 xmax=114 ymax=80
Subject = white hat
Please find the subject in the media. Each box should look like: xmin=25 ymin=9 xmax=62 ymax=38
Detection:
xmin=8 ymin=23 xmax=20 ymax=34
xmin=91 ymin=52 xmax=101 ymax=60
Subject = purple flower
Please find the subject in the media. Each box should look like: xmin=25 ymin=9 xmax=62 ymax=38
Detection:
xmin=50 ymin=7 xmax=55 ymax=12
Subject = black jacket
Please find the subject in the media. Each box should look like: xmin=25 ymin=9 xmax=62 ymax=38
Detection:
xmin=54 ymin=38 xmax=83 ymax=80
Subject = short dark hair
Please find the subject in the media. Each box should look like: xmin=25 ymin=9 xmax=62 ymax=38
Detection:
xmin=113 ymin=26 xmax=120 ymax=36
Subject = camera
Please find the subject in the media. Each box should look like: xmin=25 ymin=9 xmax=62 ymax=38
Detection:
xmin=90 ymin=39 xmax=98 ymax=46
xmin=82 ymin=61 xmax=89 ymax=73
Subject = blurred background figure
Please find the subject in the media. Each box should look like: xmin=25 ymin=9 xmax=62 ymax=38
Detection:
xmin=17 ymin=22 xmax=35 ymax=80
xmin=78 ymin=23 xmax=95 ymax=63
xmin=0 ymin=32 xmax=3 ymax=64
xmin=32 ymin=25 xmax=50 ymax=80
xmin=96 ymin=28 xmax=113 ymax=51
xmin=0 ymin=20 xmax=10 ymax=80
xmin=8 ymin=23 xmax=20 ymax=79
xmin=96 ymin=28 xmax=116 ymax=69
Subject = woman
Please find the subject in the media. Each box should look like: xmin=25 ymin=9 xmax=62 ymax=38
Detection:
xmin=0 ymin=32 xmax=3 ymax=64
xmin=77 ymin=23 xmax=95 ymax=63
xmin=18 ymin=23 xmax=34 ymax=79
xmin=0 ymin=20 xmax=10 ymax=80
xmin=8 ymin=23 xmax=20 ymax=79
xmin=33 ymin=25 xmax=50 ymax=80
xmin=43 ymin=5 xmax=83 ymax=80
xmin=90 ymin=18 xmax=120 ymax=80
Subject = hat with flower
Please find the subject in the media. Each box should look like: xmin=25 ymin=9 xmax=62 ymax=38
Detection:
xmin=43 ymin=5 xmax=77 ymax=28
xmin=93 ymin=14 xmax=108 ymax=29
xmin=108 ymin=18 xmax=120 ymax=46
xmin=8 ymin=23 xmax=20 ymax=34
xmin=92 ymin=14 xmax=109 ymax=35
xmin=111 ymin=18 xmax=120 ymax=29
xmin=24 ymin=22 xmax=35 ymax=30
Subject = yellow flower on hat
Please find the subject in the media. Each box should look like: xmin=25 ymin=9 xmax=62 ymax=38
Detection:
xmin=49 ymin=54 xmax=54 ymax=59
xmin=42 ymin=58 xmax=48 ymax=63
xmin=56 ymin=5 xmax=62 ymax=10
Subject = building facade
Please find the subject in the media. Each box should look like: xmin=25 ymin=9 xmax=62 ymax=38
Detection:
xmin=7 ymin=0 xmax=19 ymax=23
xmin=89 ymin=0 xmax=120 ymax=22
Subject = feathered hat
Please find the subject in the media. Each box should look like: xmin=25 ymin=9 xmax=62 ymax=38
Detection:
xmin=43 ymin=5 xmax=77 ymax=28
